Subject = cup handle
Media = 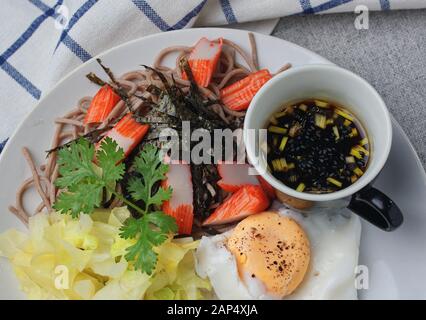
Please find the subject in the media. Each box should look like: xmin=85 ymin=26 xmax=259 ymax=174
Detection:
xmin=348 ymin=186 xmax=404 ymax=231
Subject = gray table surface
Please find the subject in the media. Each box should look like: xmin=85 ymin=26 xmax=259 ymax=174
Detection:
xmin=272 ymin=9 xmax=425 ymax=169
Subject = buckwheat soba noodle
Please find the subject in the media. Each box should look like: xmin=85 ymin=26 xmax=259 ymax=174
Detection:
xmin=8 ymin=33 xmax=292 ymax=226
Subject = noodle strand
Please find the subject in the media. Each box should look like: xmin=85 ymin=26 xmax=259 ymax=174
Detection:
xmin=22 ymin=148 xmax=52 ymax=212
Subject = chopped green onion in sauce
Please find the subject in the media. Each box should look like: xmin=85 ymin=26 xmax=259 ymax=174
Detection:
xmin=336 ymin=109 xmax=354 ymax=121
xmin=279 ymin=136 xmax=289 ymax=152
xmin=315 ymin=100 xmax=330 ymax=108
xmin=296 ymin=183 xmax=306 ymax=192
xmin=315 ymin=114 xmax=327 ymax=129
xmin=299 ymin=104 xmax=308 ymax=112
xmin=327 ymin=177 xmax=342 ymax=188
xmin=266 ymin=99 xmax=369 ymax=193
xmin=268 ymin=126 xmax=288 ymax=135
xmin=360 ymin=137 xmax=369 ymax=146
xmin=343 ymin=119 xmax=352 ymax=127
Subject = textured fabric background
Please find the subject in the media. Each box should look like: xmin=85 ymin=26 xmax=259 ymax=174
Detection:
xmin=273 ymin=9 xmax=426 ymax=168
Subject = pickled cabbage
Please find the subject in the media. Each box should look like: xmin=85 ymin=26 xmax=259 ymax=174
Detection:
xmin=0 ymin=208 xmax=211 ymax=300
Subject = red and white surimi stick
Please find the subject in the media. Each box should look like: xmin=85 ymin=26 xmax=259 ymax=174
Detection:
xmin=162 ymin=161 xmax=194 ymax=235
xmin=217 ymin=162 xmax=276 ymax=199
xmin=217 ymin=162 xmax=260 ymax=192
xmin=99 ymin=113 xmax=149 ymax=157
xmin=84 ymin=85 xmax=121 ymax=124
xmin=184 ymin=37 xmax=223 ymax=87
xmin=220 ymin=69 xmax=272 ymax=111
xmin=202 ymin=185 xmax=270 ymax=226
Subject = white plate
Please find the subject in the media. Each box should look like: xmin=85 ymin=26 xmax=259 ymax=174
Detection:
xmin=0 ymin=28 xmax=425 ymax=300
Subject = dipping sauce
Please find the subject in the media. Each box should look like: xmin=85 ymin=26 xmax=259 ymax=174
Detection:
xmin=266 ymin=99 xmax=369 ymax=194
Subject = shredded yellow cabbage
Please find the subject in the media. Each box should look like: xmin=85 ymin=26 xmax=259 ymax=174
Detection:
xmin=0 ymin=208 xmax=211 ymax=300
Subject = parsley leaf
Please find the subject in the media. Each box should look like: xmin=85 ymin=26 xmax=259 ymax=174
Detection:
xmin=53 ymin=137 xmax=125 ymax=217
xmin=120 ymin=145 xmax=177 ymax=274
xmin=54 ymin=183 xmax=104 ymax=218
xmin=97 ymin=138 xmax=125 ymax=183
xmin=55 ymin=138 xmax=96 ymax=189
xmin=120 ymin=212 xmax=177 ymax=274
xmin=127 ymin=144 xmax=172 ymax=208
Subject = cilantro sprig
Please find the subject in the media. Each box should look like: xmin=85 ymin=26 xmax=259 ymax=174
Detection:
xmin=54 ymin=137 xmax=125 ymax=218
xmin=120 ymin=212 xmax=177 ymax=273
xmin=53 ymin=138 xmax=177 ymax=274
xmin=120 ymin=145 xmax=177 ymax=274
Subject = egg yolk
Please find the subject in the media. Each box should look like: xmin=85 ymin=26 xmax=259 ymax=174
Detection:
xmin=227 ymin=211 xmax=310 ymax=298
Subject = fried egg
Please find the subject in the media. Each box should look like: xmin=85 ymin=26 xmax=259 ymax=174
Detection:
xmin=195 ymin=208 xmax=361 ymax=300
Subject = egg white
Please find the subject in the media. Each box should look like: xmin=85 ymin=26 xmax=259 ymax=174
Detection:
xmin=195 ymin=208 xmax=361 ymax=300
xmin=195 ymin=230 xmax=259 ymax=300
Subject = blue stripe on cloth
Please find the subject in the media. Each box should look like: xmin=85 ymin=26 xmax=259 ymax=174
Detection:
xmin=62 ymin=34 xmax=92 ymax=62
xmin=380 ymin=0 xmax=391 ymax=10
xmin=299 ymin=0 xmax=314 ymax=14
xmin=1 ymin=61 xmax=41 ymax=99
xmin=132 ymin=0 xmax=171 ymax=31
xmin=55 ymin=0 xmax=98 ymax=50
xmin=132 ymin=0 xmax=208 ymax=31
xmin=60 ymin=0 xmax=204 ymax=60
xmin=294 ymin=0 xmax=353 ymax=15
xmin=0 ymin=0 xmax=62 ymax=99
xmin=219 ymin=0 xmax=237 ymax=24
xmin=28 ymin=0 xmax=52 ymax=13
xmin=0 ymin=1 xmax=62 ymax=63
xmin=311 ymin=0 xmax=353 ymax=13
xmin=171 ymin=0 xmax=207 ymax=29
xmin=30 ymin=1 xmax=92 ymax=63
xmin=0 ymin=139 xmax=8 ymax=154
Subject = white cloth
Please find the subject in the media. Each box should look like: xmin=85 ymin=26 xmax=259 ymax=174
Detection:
xmin=1 ymin=0 xmax=425 ymax=149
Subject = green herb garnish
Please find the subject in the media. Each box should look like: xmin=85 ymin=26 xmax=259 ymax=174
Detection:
xmin=54 ymin=137 xmax=125 ymax=218
xmin=119 ymin=144 xmax=177 ymax=274
xmin=120 ymin=212 xmax=177 ymax=274
xmin=53 ymin=138 xmax=177 ymax=275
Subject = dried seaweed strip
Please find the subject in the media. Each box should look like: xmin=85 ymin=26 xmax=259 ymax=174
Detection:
xmin=46 ymin=127 xmax=111 ymax=155
xmin=191 ymin=163 xmax=222 ymax=219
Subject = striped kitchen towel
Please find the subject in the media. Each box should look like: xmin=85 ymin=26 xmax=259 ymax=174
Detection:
xmin=1 ymin=0 xmax=425 ymax=153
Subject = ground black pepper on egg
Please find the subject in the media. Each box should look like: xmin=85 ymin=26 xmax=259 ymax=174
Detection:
xmin=267 ymin=100 xmax=369 ymax=193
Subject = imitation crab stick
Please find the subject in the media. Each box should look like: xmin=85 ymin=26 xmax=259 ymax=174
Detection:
xmin=217 ymin=162 xmax=260 ymax=193
xmin=184 ymin=37 xmax=223 ymax=87
xmin=217 ymin=162 xmax=276 ymax=199
xmin=99 ymin=113 xmax=149 ymax=157
xmin=162 ymin=162 xmax=194 ymax=235
xmin=220 ymin=69 xmax=272 ymax=111
xmin=202 ymin=185 xmax=270 ymax=226
xmin=84 ymin=85 xmax=121 ymax=124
